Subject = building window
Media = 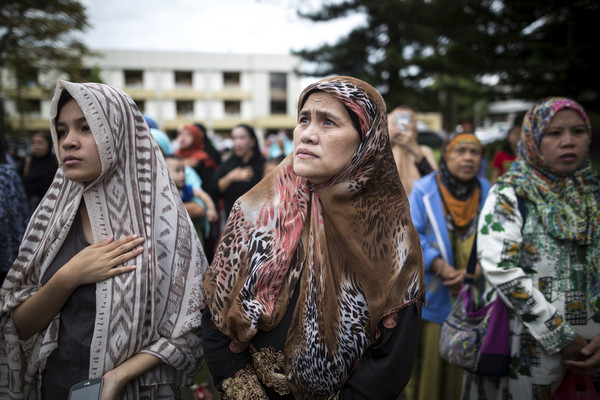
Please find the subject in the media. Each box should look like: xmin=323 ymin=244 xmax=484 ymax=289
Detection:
xmin=223 ymin=72 xmax=240 ymax=88
xmin=270 ymin=100 xmax=287 ymax=115
xmin=270 ymin=72 xmax=287 ymax=90
xmin=270 ymin=72 xmax=287 ymax=114
xmin=175 ymin=71 xmax=193 ymax=88
xmin=176 ymin=100 xmax=194 ymax=117
xmin=124 ymin=70 xmax=144 ymax=87
xmin=224 ymin=100 xmax=241 ymax=116
xmin=133 ymin=99 xmax=145 ymax=113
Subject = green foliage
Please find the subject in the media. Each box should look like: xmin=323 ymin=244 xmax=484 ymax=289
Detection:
xmin=295 ymin=0 xmax=600 ymax=129
xmin=0 ymin=0 xmax=92 ymax=88
xmin=0 ymin=0 xmax=93 ymax=136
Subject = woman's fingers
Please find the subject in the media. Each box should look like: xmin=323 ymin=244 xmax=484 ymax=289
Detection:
xmin=107 ymin=264 xmax=137 ymax=278
xmin=564 ymin=352 xmax=600 ymax=375
xmin=84 ymin=235 xmax=145 ymax=269
xmin=581 ymin=335 xmax=600 ymax=357
xmin=110 ymin=236 xmax=144 ymax=257
xmin=113 ymin=245 xmax=144 ymax=266
xmin=88 ymin=236 xmax=115 ymax=248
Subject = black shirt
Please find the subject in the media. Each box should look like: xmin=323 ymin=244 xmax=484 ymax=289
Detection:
xmin=41 ymin=216 xmax=95 ymax=400
xmin=210 ymin=152 xmax=265 ymax=221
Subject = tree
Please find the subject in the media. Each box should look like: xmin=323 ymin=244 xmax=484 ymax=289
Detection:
xmin=485 ymin=1 xmax=600 ymax=109
xmin=294 ymin=0 xmax=600 ymax=131
xmin=294 ymin=0 xmax=497 ymax=131
xmin=0 ymin=0 xmax=92 ymax=136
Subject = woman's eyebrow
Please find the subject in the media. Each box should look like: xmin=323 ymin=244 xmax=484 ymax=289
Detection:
xmin=299 ymin=108 xmax=342 ymax=121
xmin=56 ymin=116 xmax=87 ymax=126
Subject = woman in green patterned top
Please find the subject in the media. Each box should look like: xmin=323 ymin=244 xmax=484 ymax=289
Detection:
xmin=462 ymin=97 xmax=600 ymax=399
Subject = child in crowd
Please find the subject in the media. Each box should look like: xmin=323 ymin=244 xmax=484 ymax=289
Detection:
xmin=165 ymin=155 xmax=218 ymax=239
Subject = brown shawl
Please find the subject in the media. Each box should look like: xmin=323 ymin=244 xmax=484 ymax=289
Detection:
xmin=0 ymin=81 xmax=207 ymax=399
xmin=203 ymin=76 xmax=425 ymax=399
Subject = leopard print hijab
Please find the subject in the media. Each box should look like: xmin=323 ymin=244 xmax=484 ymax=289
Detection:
xmin=0 ymin=81 xmax=207 ymax=398
xmin=203 ymin=76 xmax=425 ymax=399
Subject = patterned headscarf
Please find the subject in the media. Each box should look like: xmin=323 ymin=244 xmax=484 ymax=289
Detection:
xmin=438 ymin=133 xmax=483 ymax=200
xmin=0 ymin=81 xmax=207 ymax=398
xmin=203 ymin=76 xmax=425 ymax=399
xmin=500 ymin=96 xmax=600 ymax=314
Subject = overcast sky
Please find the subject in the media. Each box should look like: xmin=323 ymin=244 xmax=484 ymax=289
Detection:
xmin=80 ymin=0 xmax=365 ymax=55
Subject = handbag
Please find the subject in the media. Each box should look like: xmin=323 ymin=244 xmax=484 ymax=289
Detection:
xmin=553 ymin=371 xmax=600 ymax=400
xmin=438 ymin=236 xmax=511 ymax=376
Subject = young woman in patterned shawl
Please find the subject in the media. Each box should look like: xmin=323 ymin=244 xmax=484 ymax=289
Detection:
xmin=201 ymin=76 xmax=425 ymax=400
xmin=0 ymin=80 xmax=208 ymax=399
xmin=463 ymin=97 xmax=600 ymax=398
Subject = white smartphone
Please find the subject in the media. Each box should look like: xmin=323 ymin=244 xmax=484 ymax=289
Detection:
xmin=395 ymin=111 xmax=412 ymax=131
xmin=68 ymin=378 xmax=103 ymax=400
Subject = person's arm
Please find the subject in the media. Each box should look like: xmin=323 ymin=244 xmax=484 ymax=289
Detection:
xmin=390 ymin=126 xmax=423 ymax=160
xmin=21 ymin=156 xmax=31 ymax=177
xmin=477 ymin=185 xmax=577 ymax=355
xmin=337 ymin=303 xmax=421 ymax=399
xmin=430 ymin=257 xmax=465 ymax=296
xmin=12 ymin=235 xmax=143 ymax=340
xmin=184 ymin=200 xmax=206 ymax=218
xmin=201 ymin=309 xmax=253 ymax=393
xmin=420 ymin=146 xmax=439 ymax=171
xmin=193 ymin=188 xmax=218 ymax=222
xmin=563 ymin=334 xmax=600 ymax=375
xmin=100 ymin=353 xmax=163 ymax=400
xmin=217 ymin=166 xmax=254 ymax=193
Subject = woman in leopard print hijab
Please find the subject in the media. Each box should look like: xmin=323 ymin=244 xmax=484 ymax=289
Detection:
xmin=202 ymin=76 xmax=425 ymax=399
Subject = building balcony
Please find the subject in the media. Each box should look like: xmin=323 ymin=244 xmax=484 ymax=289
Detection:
xmin=211 ymin=89 xmax=252 ymax=101
xmin=162 ymin=90 xmax=205 ymax=100
xmin=121 ymin=88 xmax=156 ymax=100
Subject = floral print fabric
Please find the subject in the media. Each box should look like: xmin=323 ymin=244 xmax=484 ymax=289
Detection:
xmin=463 ymin=183 xmax=600 ymax=399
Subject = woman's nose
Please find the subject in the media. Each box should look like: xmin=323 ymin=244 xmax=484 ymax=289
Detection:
xmin=300 ymin=124 xmax=318 ymax=144
xmin=61 ymin=131 xmax=77 ymax=149
xmin=561 ymin=131 xmax=577 ymax=147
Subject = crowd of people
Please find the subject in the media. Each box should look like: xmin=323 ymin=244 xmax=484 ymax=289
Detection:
xmin=0 ymin=74 xmax=598 ymax=400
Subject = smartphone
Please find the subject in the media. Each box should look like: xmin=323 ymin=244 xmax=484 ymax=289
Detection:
xmin=395 ymin=111 xmax=412 ymax=131
xmin=396 ymin=111 xmax=412 ymax=129
xmin=69 ymin=378 xmax=103 ymax=400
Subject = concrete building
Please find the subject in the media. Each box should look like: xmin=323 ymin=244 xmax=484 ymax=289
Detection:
xmin=2 ymin=49 xmax=304 ymax=148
